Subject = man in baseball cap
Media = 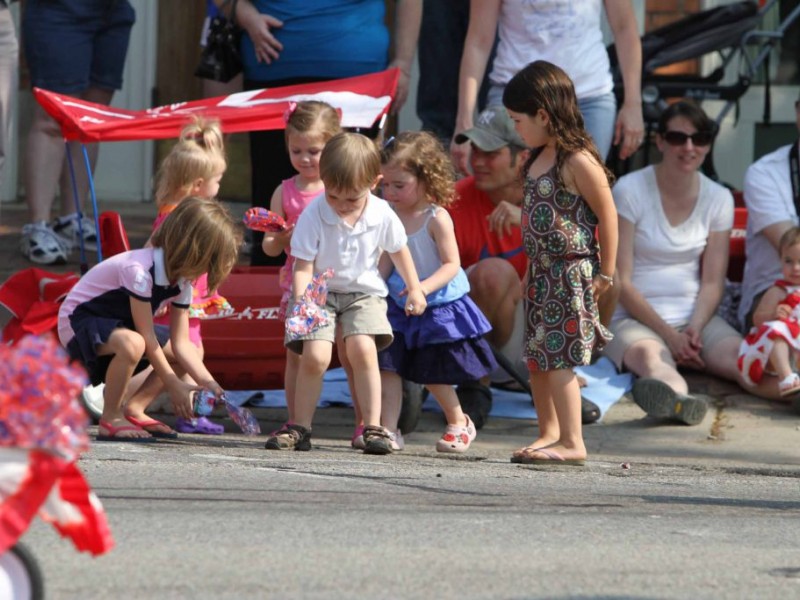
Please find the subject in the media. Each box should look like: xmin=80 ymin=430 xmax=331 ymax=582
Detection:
xmin=453 ymin=105 xmax=527 ymax=151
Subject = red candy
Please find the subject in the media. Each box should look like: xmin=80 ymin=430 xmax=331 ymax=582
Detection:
xmin=243 ymin=207 xmax=287 ymax=233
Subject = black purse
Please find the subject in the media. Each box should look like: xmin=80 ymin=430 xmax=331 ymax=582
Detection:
xmin=195 ymin=0 xmax=242 ymax=83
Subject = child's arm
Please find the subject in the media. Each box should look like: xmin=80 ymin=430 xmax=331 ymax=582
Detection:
xmin=261 ymin=185 xmax=294 ymax=257
xmin=378 ymin=251 xmax=394 ymax=280
xmin=752 ymin=286 xmax=786 ymax=328
xmin=569 ymin=151 xmax=618 ymax=300
xmin=423 ymin=209 xmax=461 ymax=294
xmin=169 ymin=305 xmax=223 ymax=397
xmin=292 ymin=258 xmax=315 ymax=303
xmin=130 ymin=298 xmax=196 ymax=419
xmin=388 ymin=246 xmax=427 ymax=315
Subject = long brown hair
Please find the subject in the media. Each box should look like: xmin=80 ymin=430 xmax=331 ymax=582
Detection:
xmin=150 ymin=197 xmax=241 ymax=293
xmin=502 ymin=60 xmax=613 ymax=187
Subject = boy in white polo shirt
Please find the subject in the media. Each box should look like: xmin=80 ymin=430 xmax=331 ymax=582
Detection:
xmin=266 ymin=132 xmax=427 ymax=454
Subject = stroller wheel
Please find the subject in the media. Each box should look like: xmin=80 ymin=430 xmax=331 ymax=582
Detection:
xmin=0 ymin=542 xmax=45 ymax=600
xmin=456 ymin=382 xmax=493 ymax=430
xmin=80 ymin=383 xmax=105 ymax=424
xmin=397 ymin=380 xmax=425 ymax=435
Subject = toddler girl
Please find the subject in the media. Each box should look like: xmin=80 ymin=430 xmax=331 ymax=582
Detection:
xmin=739 ymin=226 xmax=800 ymax=396
xmin=58 ymin=198 xmax=242 ymax=442
xmin=503 ymin=60 xmax=618 ymax=465
xmin=378 ymin=132 xmax=498 ymax=452
xmin=124 ymin=118 xmax=231 ymax=437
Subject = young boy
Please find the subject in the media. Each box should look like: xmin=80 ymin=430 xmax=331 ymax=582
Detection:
xmin=265 ymin=132 xmax=427 ymax=454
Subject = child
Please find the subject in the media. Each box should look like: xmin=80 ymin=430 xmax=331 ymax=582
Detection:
xmin=264 ymin=132 xmax=427 ymax=454
xmin=57 ymin=198 xmax=242 ymax=442
xmin=124 ymin=118 xmax=231 ymax=437
xmin=739 ymin=227 xmax=800 ymax=396
xmin=260 ymin=101 xmax=354 ymax=440
xmin=502 ymin=60 xmax=618 ymax=465
xmin=378 ymin=132 xmax=497 ymax=453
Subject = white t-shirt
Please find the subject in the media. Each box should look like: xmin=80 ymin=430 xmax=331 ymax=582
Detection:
xmin=290 ymin=193 xmax=407 ymax=296
xmin=491 ymin=0 xmax=613 ymax=99
xmin=612 ymin=166 xmax=734 ymax=326
xmin=738 ymin=143 xmax=799 ymax=325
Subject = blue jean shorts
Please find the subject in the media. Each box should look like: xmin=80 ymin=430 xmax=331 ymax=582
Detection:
xmin=22 ymin=0 xmax=136 ymax=93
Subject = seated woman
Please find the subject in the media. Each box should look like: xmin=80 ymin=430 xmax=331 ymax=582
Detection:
xmin=603 ymin=101 xmax=782 ymax=425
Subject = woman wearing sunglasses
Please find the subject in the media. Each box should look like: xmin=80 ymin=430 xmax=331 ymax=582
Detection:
xmin=602 ymin=101 xmax=781 ymax=425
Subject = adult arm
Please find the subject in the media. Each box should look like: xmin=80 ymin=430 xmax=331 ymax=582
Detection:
xmin=605 ymin=0 xmax=643 ymax=160
xmin=451 ymin=0 xmax=501 ymax=174
xmin=686 ymin=229 xmax=730 ymax=347
xmin=215 ymin=0 xmax=284 ymax=64
xmin=388 ymin=0 xmax=422 ymax=114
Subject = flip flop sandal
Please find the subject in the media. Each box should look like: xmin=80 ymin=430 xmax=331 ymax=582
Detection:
xmin=97 ymin=419 xmax=157 ymax=443
xmin=510 ymin=447 xmax=585 ymax=466
xmin=124 ymin=415 xmax=178 ymax=439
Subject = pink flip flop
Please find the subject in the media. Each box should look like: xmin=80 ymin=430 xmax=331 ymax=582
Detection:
xmin=510 ymin=447 xmax=585 ymax=466
xmin=97 ymin=419 xmax=156 ymax=443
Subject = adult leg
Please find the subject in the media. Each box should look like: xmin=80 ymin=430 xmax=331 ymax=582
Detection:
xmin=578 ymin=92 xmax=617 ymax=161
xmin=467 ymin=258 xmax=521 ymax=347
xmin=0 ymin=7 xmax=17 ymax=189
xmin=623 ymin=338 xmax=688 ymax=394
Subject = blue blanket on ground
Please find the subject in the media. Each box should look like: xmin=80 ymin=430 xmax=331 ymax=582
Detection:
xmin=224 ymin=357 xmax=632 ymax=422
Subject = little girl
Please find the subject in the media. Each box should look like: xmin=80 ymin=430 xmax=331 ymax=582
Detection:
xmin=57 ymin=198 xmax=242 ymax=442
xmin=739 ymin=226 xmax=800 ymax=396
xmin=123 ymin=118 xmax=231 ymax=437
xmin=502 ymin=60 xmax=618 ymax=465
xmin=378 ymin=132 xmax=497 ymax=453
xmin=259 ymin=101 xmax=362 ymax=441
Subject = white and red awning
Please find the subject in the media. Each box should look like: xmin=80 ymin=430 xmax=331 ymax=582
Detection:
xmin=34 ymin=69 xmax=399 ymax=143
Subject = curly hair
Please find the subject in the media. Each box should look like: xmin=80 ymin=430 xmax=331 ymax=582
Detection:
xmin=150 ymin=197 xmax=242 ymax=293
xmin=154 ymin=118 xmax=226 ymax=208
xmin=380 ymin=131 xmax=456 ymax=207
xmin=502 ymin=60 xmax=613 ymax=188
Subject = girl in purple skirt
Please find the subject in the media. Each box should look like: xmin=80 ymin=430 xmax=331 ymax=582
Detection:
xmin=378 ymin=132 xmax=497 ymax=453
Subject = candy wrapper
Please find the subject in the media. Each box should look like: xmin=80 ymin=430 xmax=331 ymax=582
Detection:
xmin=0 ymin=335 xmax=89 ymax=461
xmin=243 ymin=207 xmax=287 ymax=233
xmin=193 ymin=390 xmax=261 ymax=436
xmin=286 ymin=268 xmax=334 ymax=340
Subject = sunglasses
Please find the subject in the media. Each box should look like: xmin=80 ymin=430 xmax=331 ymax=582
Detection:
xmin=662 ymin=130 xmax=714 ymax=147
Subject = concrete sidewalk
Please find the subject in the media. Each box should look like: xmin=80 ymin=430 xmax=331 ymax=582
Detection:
xmin=1 ymin=199 xmax=798 ymax=470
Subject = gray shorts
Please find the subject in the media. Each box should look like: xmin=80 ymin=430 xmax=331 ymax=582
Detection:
xmin=285 ymin=291 xmax=393 ymax=355
xmin=603 ymin=315 xmax=741 ymax=370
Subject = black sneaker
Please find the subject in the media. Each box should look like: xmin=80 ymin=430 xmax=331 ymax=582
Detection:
xmin=631 ymin=378 xmax=708 ymax=426
xmin=362 ymin=425 xmax=393 ymax=455
xmin=264 ymin=423 xmax=312 ymax=451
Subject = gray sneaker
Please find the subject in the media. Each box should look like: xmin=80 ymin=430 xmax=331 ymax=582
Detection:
xmin=362 ymin=425 xmax=394 ymax=455
xmin=52 ymin=212 xmax=97 ymax=252
xmin=631 ymin=378 xmax=709 ymax=426
xmin=20 ymin=221 xmax=69 ymax=265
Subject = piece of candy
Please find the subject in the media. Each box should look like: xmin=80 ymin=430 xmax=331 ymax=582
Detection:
xmin=243 ymin=207 xmax=287 ymax=233
xmin=285 ymin=269 xmax=334 ymax=340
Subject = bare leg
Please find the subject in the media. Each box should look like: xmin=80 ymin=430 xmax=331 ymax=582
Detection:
xmin=345 ymin=334 xmax=381 ymax=426
xmin=337 ymin=328 xmax=363 ymax=429
xmin=514 ymin=370 xmax=560 ymax=454
xmin=426 ymin=384 xmax=466 ymax=427
xmin=706 ymin=335 xmax=786 ymax=401
xmin=283 ymin=350 xmax=300 ymax=422
xmin=380 ymin=370 xmax=403 ymax=432
xmin=96 ymin=329 xmax=150 ymax=439
xmin=467 ymin=258 xmax=521 ymax=347
xmin=291 ymin=340 xmax=332 ymax=429
xmin=123 ymin=340 xmax=189 ymax=419
xmin=25 ymin=103 xmax=65 ymax=223
xmin=622 ymin=339 xmax=689 ymax=395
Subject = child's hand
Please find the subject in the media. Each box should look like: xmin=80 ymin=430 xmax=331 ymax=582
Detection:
xmin=200 ymin=379 xmax=225 ymax=400
xmin=776 ymin=303 xmax=792 ymax=319
xmin=592 ymin=275 xmax=613 ymax=303
xmin=404 ymin=288 xmax=427 ymax=316
xmin=166 ymin=379 xmax=196 ymax=420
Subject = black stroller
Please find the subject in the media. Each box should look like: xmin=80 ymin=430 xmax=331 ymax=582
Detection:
xmin=607 ymin=0 xmax=800 ymax=178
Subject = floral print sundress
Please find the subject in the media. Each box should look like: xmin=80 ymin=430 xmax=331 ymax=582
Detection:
xmin=521 ymin=164 xmax=612 ymax=371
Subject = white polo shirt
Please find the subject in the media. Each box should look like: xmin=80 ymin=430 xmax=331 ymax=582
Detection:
xmin=290 ymin=192 xmax=407 ymax=296
xmin=739 ymin=142 xmax=799 ymax=325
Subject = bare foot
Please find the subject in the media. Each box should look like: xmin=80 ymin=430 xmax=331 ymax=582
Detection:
xmin=514 ymin=443 xmax=587 ymax=463
xmin=511 ymin=436 xmax=558 ymax=459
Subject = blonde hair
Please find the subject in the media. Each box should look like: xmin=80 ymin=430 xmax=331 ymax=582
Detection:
xmin=285 ymin=101 xmax=341 ymax=145
xmin=779 ymin=226 xmax=800 ymax=257
xmin=154 ymin=118 xmax=226 ymax=208
xmin=150 ymin=197 xmax=242 ymax=293
xmin=319 ymin=132 xmax=380 ymax=191
xmin=380 ymin=131 xmax=456 ymax=208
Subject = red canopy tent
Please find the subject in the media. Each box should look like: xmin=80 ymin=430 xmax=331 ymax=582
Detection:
xmin=33 ymin=69 xmax=400 ymax=267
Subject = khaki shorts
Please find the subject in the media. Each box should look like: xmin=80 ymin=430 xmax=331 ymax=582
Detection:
xmin=285 ymin=291 xmax=393 ymax=355
xmin=603 ymin=315 xmax=741 ymax=370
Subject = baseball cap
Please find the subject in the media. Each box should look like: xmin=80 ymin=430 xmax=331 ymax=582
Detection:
xmin=454 ymin=107 xmax=527 ymax=151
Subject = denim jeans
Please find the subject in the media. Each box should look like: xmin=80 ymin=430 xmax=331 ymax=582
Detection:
xmin=416 ymin=0 xmax=495 ymax=145
xmin=489 ymin=86 xmax=617 ymax=160
xmin=0 ymin=6 xmax=17 ymax=184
